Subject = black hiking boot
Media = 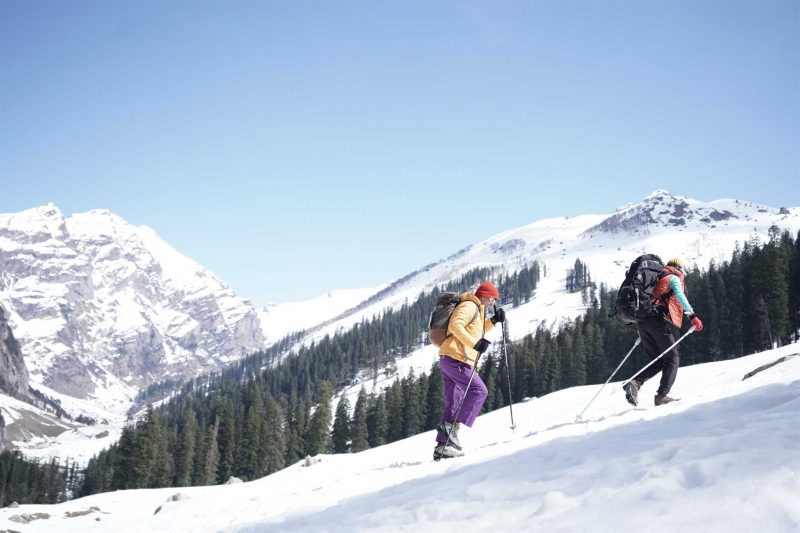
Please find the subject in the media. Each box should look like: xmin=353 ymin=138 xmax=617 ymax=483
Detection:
xmin=623 ymin=380 xmax=641 ymax=407
xmin=433 ymin=442 xmax=464 ymax=461
xmin=436 ymin=421 xmax=462 ymax=451
xmin=654 ymin=394 xmax=678 ymax=406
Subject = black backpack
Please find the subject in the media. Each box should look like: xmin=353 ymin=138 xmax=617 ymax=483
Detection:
xmin=614 ymin=254 xmax=666 ymax=324
xmin=428 ymin=292 xmax=479 ymax=347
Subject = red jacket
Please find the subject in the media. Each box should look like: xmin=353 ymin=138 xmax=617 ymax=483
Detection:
xmin=652 ymin=266 xmax=687 ymax=328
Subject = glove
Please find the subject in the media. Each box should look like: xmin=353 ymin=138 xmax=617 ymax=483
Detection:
xmin=491 ymin=307 xmax=506 ymax=325
xmin=474 ymin=338 xmax=491 ymax=354
xmin=687 ymin=313 xmax=703 ymax=332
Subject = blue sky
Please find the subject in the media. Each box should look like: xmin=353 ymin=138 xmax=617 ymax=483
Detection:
xmin=1 ymin=0 xmax=798 ymax=305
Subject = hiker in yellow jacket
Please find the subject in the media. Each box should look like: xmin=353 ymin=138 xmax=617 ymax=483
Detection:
xmin=435 ymin=281 xmax=505 ymax=459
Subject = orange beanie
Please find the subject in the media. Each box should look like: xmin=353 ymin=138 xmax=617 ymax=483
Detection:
xmin=475 ymin=281 xmax=499 ymax=300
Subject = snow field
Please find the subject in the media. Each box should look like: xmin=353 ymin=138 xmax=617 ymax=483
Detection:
xmin=3 ymin=343 xmax=797 ymax=532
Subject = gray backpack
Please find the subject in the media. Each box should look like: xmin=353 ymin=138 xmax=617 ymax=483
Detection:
xmin=428 ymin=292 xmax=479 ymax=347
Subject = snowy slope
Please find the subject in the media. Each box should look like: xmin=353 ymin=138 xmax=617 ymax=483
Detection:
xmin=0 ymin=391 xmax=120 ymax=465
xmin=2 ymin=343 xmax=797 ymax=532
xmin=283 ymin=191 xmax=800 ymax=354
xmin=258 ymin=285 xmax=388 ymax=344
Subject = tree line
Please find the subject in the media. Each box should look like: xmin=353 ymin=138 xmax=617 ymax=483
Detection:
xmin=1 ymin=450 xmax=79 ymax=506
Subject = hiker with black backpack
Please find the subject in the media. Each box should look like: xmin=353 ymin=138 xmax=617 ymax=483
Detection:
xmin=431 ymin=281 xmax=504 ymax=460
xmin=623 ymin=258 xmax=703 ymax=407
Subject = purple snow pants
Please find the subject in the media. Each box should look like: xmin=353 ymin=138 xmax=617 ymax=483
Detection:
xmin=438 ymin=356 xmax=488 ymax=436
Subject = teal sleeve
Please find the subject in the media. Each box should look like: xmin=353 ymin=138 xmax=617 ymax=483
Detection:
xmin=669 ymin=276 xmax=694 ymax=314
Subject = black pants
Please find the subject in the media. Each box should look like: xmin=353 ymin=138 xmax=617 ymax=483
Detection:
xmin=636 ymin=316 xmax=679 ymax=396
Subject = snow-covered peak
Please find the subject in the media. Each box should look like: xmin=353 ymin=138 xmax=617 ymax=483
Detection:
xmin=0 ymin=204 xmax=266 ymax=415
xmin=63 ymin=210 xmax=220 ymax=294
xmin=643 ymin=188 xmax=672 ymax=200
xmin=0 ymin=203 xmax=68 ymax=242
xmin=66 ymin=208 xmax=135 ymax=239
xmin=588 ymin=191 xmax=745 ymax=236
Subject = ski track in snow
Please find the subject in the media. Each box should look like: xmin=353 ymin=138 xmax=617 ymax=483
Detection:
xmin=2 ymin=344 xmax=798 ymax=532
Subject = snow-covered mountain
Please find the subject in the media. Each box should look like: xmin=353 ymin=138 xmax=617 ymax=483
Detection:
xmin=285 ymin=190 xmax=800 ymax=350
xmin=1 ymin=191 xmax=798 ymax=451
xmin=2 ymin=343 xmax=797 ymax=532
xmin=0 ymin=204 xmax=266 ymax=412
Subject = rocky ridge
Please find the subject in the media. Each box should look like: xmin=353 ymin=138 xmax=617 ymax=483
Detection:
xmin=0 ymin=204 xmax=265 ymax=411
xmin=0 ymin=302 xmax=28 ymax=399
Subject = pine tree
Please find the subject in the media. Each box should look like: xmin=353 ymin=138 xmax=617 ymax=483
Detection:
xmin=191 ymin=417 xmax=207 ymax=485
xmin=584 ymin=322 xmax=607 ymax=384
xmin=789 ymin=231 xmax=800 ymax=342
xmin=151 ymin=414 xmax=172 ymax=488
xmin=570 ymin=329 xmax=588 ymax=386
xmin=416 ymin=373 xmax=430 ymax=431
xmin=762 ymin=227 xmax=790 ymax=345
xmin=331 ymin=397 xmax=351 ymax=454
xmin=384 ymin=381 xmax=403 ymax=443
xmin=262 ymin=395 xmax=286 ymax=474
xmin=543 ymin=337 xmax=561 ymax=394
xmin=425 ymin=361 xmax=444 ymax=429
xmin=519 ymin=336 xmax=539 ymax=399
xmin=350 ymin=388 xmax=370 ymax=452
xmin=130 ymin=407 xmax=157 ymax=488
xmin=199 ymin=418 xmax=220 ymax=486
xmin=111 ymin=424 xmax=137 ymax=490
xmin=401 ymin=369 xmax=422 ymax=438
xmin=305 ymin=381 xmax=333 ymax=455
xmin=215 ymin=397 xmax=236 ymax=483
xmin=285 ymin=397 xmax=308 ymax=464
xmin=238 ymin=387 xmax=264 ymax=480
xmin=560 ymin=331 xmax=575 ymax=387
xmin=705 ymin=265 xmax=727 ymax=359
xmin=723 ymin=247 xmax=745 ymax=357
xmin=367 ymin=394 xmax=388 ymax=447
xmin=173 ymin=407 xmax=196 ymax=486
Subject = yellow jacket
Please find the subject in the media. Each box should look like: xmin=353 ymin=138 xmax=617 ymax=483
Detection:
xmin=439 ymin=292 xmax=495 ymax=367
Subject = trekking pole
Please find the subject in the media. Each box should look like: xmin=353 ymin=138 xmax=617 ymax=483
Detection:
xmin=437 ymin=354 xmax=481 ymax=461
xmin=576 ymin=336 xmax=641 ymax=421
xmin=622 ymin=326 xmax=696 ymax=387
xmin=497 ymin=306 xmax=517 ymax=435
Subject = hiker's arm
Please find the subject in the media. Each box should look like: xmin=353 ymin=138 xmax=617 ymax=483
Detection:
xmin=669 ymin=276 xmax=694 ymax=314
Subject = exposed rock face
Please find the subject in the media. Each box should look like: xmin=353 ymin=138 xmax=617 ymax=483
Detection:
xmin=0 ymin=204 xmax=265 ymax=409
xmin=0 ymin=412 xmax=6 ymax=451
xmin=583 ymin=190 xmax=741 ymax=236
xmin=0 ymin=302 xmax=29 ymax=399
